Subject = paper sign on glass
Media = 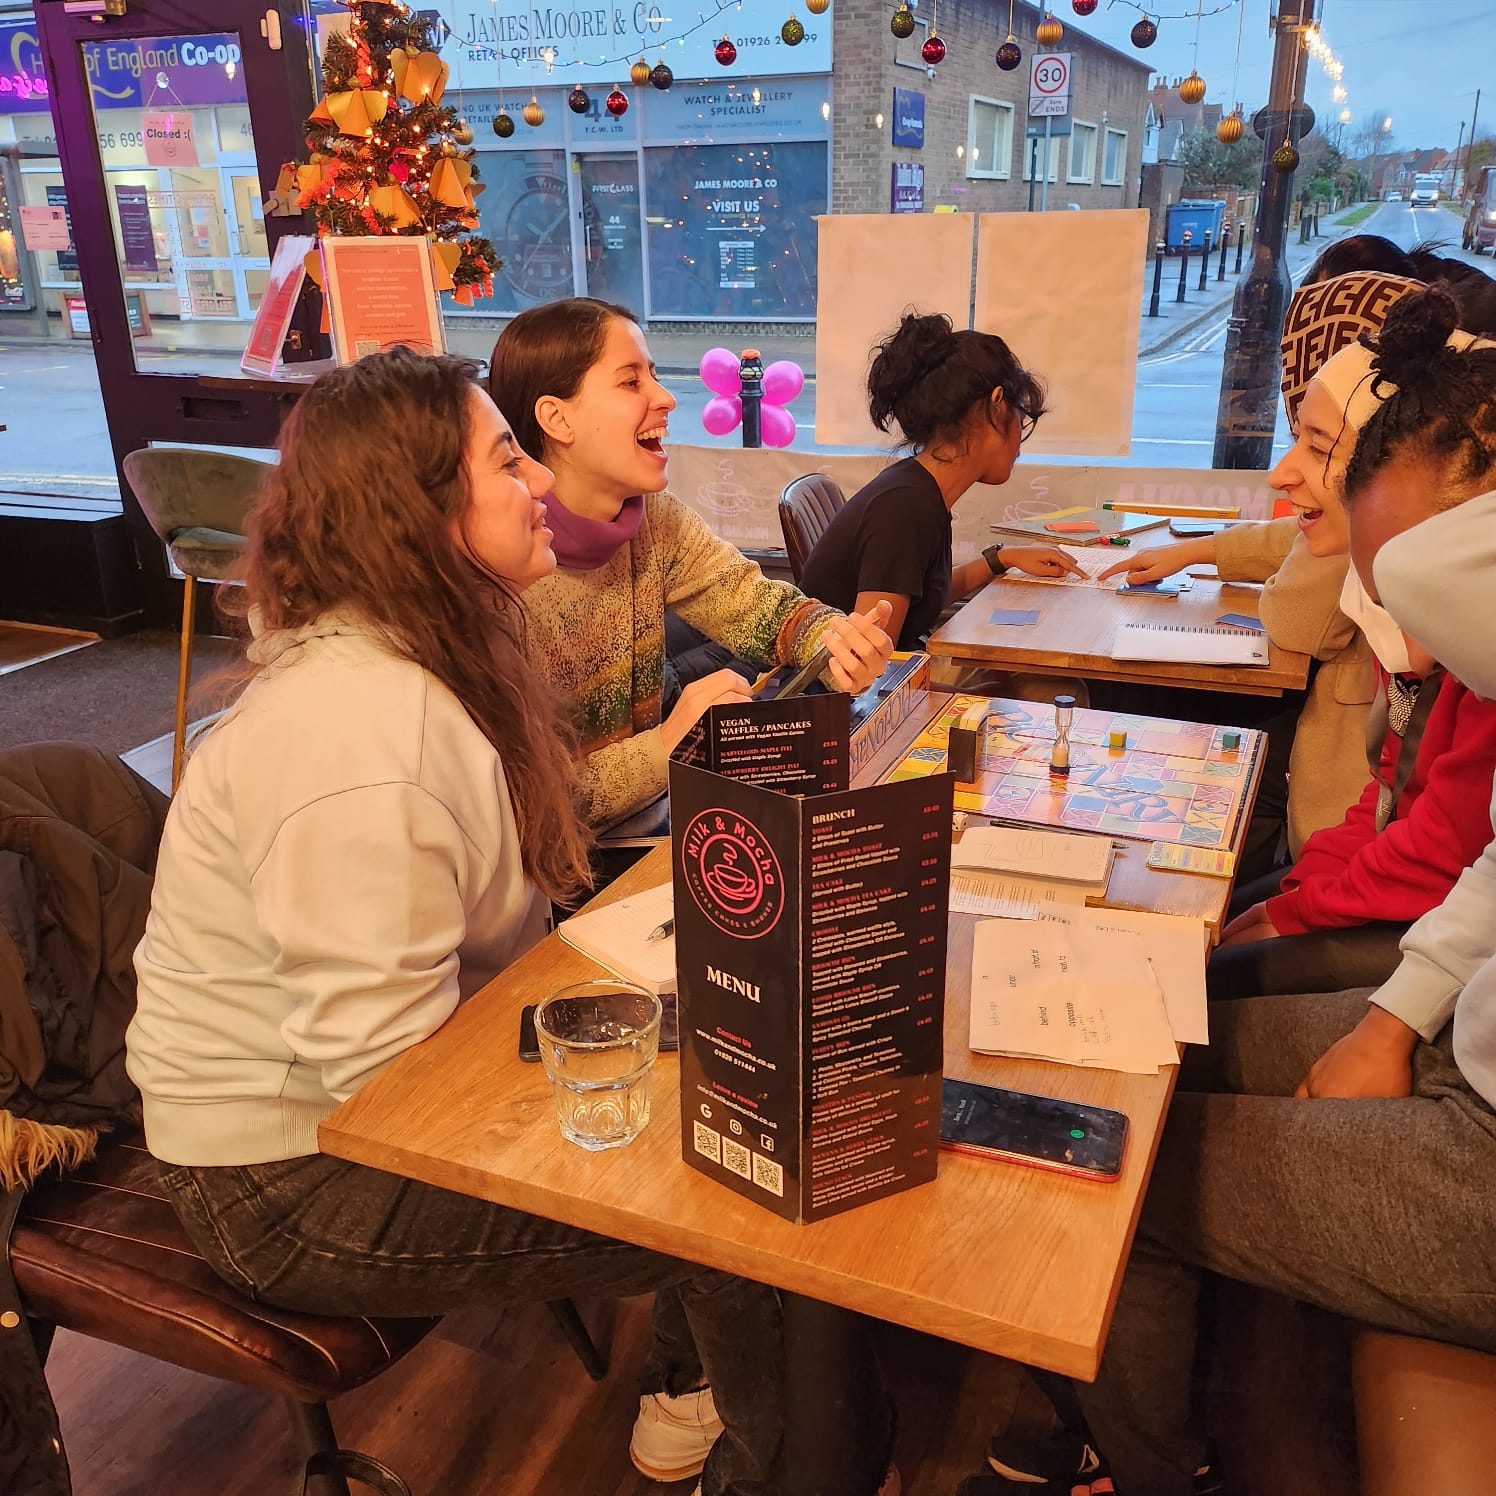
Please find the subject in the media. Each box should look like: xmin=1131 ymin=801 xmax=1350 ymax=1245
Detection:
xmin=142 ymin=111 xmax=199 ymax=167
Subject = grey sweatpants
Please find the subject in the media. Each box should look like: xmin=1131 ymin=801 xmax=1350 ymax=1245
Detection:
xmin=1074 ymin=988 xmax=1496 ymax=1496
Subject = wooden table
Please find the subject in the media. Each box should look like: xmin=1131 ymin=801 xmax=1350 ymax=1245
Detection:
xmin=321 ymin=846 xmax=1175 ymax=1382
xmin=858 ymin=689 xmax=1263 ymax=938
xmin=927 ymin=572 xmax=1310 ymax=697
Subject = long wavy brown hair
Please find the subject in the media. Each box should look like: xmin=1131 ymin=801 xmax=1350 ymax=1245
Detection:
xmin=228 ymin=348 xmax=592 ymax=904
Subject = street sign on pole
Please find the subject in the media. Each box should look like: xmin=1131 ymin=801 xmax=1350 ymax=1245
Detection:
xmin=1029 ymin=53 xmax=1071 ymax=118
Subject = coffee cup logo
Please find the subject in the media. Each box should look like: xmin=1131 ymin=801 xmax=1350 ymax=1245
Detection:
xmin=681 ymin=808 xmax=784 ymax=938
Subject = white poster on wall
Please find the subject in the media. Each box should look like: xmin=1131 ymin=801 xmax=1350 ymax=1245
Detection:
xmin=813 ymin=212 xmax=975 ymax=448
xmin=974 ymin=209 xmax=1149 ymax=458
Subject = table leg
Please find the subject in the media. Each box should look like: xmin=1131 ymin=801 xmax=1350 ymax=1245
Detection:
xmin=782 ymin=1292 xmax=893 ymax=1496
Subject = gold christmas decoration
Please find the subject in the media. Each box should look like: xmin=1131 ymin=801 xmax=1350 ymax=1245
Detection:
xmin=1216 ymin=111 xmax=1243 ymax=145
xmin=806 ymin=0 xmax=830 ymax=13
xmin=368 ymin=183 xmax=422 ymax=227
xmin=1179 ymin=69 xmax=1206 ymax=105
xmin=1036 ymin=11 xmax=1064 ymax=47
xmin=630 ymin=56 xmax=651 ymax=85
xmin=451 ymin=119 xmax=473 ymax=145
xmin=523 ymin=94 xmax=545 ymax=126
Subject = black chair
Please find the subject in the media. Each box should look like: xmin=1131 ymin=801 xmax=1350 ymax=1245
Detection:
xmin=778 ymin=473 xmax=848 ymax=582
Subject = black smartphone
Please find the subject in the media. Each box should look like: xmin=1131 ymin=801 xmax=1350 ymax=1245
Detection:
xmin=519 ymin=996 xmax=679 ymax=1061
xmin=939 ymin=1078 xmax=1128 ymax=1182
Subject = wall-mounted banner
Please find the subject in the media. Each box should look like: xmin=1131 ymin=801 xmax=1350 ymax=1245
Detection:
xmin=424 ymin=0 xmax=831 ymax=87
xmin=82 ymin=33 xmax=247 ymax=109
xmin=891 ymin=160 xmax=924 ymax=214
xmin=642 ymin=76 xmax=830 ymax=145
xmin=891 ymin=87 xmax=924 ymax=148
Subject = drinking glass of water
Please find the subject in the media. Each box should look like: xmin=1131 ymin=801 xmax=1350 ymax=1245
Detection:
xmin=533 ymin=981 xmax=663 ymax=1151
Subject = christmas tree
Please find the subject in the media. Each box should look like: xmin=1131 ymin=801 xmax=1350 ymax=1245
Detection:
xmin=296 ymin=0 xmax=497 ymax=305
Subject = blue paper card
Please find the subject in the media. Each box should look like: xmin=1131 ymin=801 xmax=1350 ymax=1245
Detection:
xmin=1215 ymin=613 xmax=1264 ymax=631
xmin=988 ymin=608 xmax=1040 ymax=626
xmin=1121 ymin=579 xmax=1183 ymax=595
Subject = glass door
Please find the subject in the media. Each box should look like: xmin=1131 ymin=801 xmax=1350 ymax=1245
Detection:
xmin=576 ymin=152 xmax=645 ymax=313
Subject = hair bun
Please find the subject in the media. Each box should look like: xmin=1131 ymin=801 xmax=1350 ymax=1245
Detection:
xmin=1370 ymin=284 xmax=1460 ymax=381
xmin=868 ymin=312 xmax=959 ymax=433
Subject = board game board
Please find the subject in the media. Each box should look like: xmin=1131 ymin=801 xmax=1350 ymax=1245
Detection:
xmin=881 ymin=694 xmax=1261 ymax=850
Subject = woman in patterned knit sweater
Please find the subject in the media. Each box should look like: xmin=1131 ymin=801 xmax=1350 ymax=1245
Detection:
xmin=490 ymin=299 xmax=893 ymax=827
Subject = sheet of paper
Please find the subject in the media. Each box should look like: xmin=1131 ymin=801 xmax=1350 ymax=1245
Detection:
xmin=1038 ymin=905 xmax=1209 ymax=1046
xmin=969 ymin=914 xmax=1178 ymax=1074
xmin=993 ymin=546 xmax=1125 ymax=590
xmin=948 ymin=870 xmax=1087 ymax=919
xmin=953 ymin=825 xmax=1113 ymax=886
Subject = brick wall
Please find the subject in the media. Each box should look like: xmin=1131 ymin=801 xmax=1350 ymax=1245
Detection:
xmin=830 ymin=0 xmax=1150 ymax=217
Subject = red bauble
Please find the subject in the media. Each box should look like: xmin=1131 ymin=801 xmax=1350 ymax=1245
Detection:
xmin=921 ymin=34 xmax=946 ymax=64
xmin=606 ymin=86 xmax=629 ymax=116
xmin=1072 ymin=0 xmax=1098 ymax=13
xmin=714 ymin=35 xmax=737 ymax=65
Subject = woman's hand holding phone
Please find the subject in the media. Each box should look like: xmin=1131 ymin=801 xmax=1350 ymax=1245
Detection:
xmin=820 ymin=600 xmax=894 ymax=695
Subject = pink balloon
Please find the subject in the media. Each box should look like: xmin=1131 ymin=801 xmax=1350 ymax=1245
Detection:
xmin=701 ymin=394 xmax=743 ymax=436
xmin=762 ymin=360 xmax=805 ymax=406
xmin=699 ymin=347 xmax=743 ymax=398
xmin=760 ymin=403 xmax=797 ymax=448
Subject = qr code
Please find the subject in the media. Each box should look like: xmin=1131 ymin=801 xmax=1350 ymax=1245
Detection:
xmin=752 ymin=1153 xmax=784 ymax=1197
xmin=723 ymin=1137 xmax=751 ymax=1180
xmin=354 ymin=339 xmax=380 ymax=358
xmin=693 ymin=1121 xmax=720 ymax=1162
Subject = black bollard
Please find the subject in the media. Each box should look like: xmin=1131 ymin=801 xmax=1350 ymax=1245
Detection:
xmin=739 ymin=348 xmax=763 ymax=448
xmin=1176 ymin=244 xmax=1190 ymax=302
xmin=1235 ymin=219 xmax=1246 ymax=274
xmin=1198 ymin=229 xmax=1213 ymax=290
xmin=1217 ymin=223 xmax=1230 ymax=281
xmin=1148 ymin=240 xmax=1165 ymax=317
xmin=1313 ymin=202 xmax=1322 ymax=237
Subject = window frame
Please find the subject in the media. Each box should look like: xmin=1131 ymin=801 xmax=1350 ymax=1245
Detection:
xmin=1067 ymin=120 xmax=1097 ymax=185
xmin=1020 ymin=134 xmax=1061 ymax=184
xmin=965 ymin=95 xmax=1014 ymax=181
xmin=1102 ymin=126 xmax=1129 ymax=186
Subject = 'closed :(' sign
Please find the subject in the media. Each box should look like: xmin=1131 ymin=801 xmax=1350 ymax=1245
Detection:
xmin=142 ymin=110 xmax=198 ymax=167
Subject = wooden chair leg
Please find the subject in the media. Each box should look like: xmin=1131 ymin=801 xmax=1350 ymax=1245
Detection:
xmin=547 ymin=1297 xmax=609 ymax=1381
xmin=172 ymin=577 xmax=196 ymax=794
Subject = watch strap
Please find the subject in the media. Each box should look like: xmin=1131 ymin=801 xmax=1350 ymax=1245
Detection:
xmin=983 ymin=544 xmax=1008 ymax=577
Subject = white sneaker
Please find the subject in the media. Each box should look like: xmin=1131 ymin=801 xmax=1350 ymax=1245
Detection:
xmin=689 ymin=1462 xmax=900 ymax=1496
xmin=630 ymin=1386 xmax=723 ymax=1482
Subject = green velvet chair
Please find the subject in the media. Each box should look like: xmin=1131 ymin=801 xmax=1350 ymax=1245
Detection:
xmin=121 ymin=447 xmax=272 ymax=791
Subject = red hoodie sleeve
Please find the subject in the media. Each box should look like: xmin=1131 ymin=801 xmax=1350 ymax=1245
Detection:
xmin=1267 ymin=682 xmax=1496 ymax=933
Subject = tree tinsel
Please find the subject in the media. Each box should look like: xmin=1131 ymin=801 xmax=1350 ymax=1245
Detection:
xmin=295 ymin=1 xmax=497 ymax=304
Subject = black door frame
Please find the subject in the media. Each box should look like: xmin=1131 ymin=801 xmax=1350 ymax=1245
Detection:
xmin=35 ymin=0 xmax=318 ymax=627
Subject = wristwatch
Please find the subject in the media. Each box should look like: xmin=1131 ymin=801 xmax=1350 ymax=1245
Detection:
xmin=982 ymin=543 xmax=1009 ymax=577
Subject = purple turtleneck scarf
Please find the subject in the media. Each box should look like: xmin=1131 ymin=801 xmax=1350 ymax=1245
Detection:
xmin=543 ymin=492 xmax=645 ymax=571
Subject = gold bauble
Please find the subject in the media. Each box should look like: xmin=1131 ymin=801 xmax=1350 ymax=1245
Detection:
xmin=1216 ymin=112 xmax=1243 ymax=145
xmin=806 ymin=0 xmax=830 ymax=13
xmin=1036 ymin=11 xmax=1064 ymax=46
xmin=522 ymin=94 xmax=545 ymax=127
xmin=630 ymin=56 xmax=651 ymax=85
xmin=439 ymin=139 xmax=458 ymax=156
xmin=451 ymin=119 xmax=474 ymax=145
xmin=1179 ymin=69 xmax=1206 ymax=105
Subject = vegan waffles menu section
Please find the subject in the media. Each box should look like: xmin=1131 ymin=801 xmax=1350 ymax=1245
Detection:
xmin=669 ymin=694 xmax=953 ymax=1224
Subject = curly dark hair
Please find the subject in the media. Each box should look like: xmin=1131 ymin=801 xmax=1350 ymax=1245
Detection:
xmin=1343 ymin=285 xmax=1496 ymax=506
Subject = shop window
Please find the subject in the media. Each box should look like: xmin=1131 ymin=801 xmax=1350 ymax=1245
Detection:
xmin=644 ymin=140 xmax=825 ymax=320
xmin=1067 ymin=122 xmax=1097 ymax=184
xmin=1103 ymin=128 xmax=1129 ymax=186
xmin=966 ymin=98 xmax=1013 ymax=181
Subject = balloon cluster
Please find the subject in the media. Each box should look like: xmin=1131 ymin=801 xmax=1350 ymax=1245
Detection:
xmin=698 ymin=347 xmax=806 ymax=448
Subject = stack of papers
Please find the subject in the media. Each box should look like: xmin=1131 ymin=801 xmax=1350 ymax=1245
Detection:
xmin=969 ymin=906 xmax=1207 ymax=1074
xmin=953 ymin=825 xmax=1113 ymax=892
xmin=557 ymin=882 xmax=677 ymax=995
xmin=948 ymin=871 xmax=1086 ymax=919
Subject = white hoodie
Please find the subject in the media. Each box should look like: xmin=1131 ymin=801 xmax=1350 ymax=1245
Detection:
xmin=127 ymin=615 xmax=550 ymax=1166
xmin=1371 ymin=489 xmax=1496 ymax=1108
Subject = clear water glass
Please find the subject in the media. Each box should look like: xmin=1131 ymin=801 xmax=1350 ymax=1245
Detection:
xmin=533 ymin=981 xmax=663 ymax=1151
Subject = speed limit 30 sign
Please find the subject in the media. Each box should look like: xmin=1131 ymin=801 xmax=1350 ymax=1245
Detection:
xmin=1029 ymin=52 xmax=1072 ymax=118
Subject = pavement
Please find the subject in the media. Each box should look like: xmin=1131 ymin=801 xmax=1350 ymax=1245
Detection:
xmin=0 ymin=205 xmax=1368 ymax=377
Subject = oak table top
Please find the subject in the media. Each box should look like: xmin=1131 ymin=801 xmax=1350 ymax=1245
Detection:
xmin=321 ymin=847 xmax=1176 ymax=1381
xmin=927 ymin=573 xmax=1311 ymax=697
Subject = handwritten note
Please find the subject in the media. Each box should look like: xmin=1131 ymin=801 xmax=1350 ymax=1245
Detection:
xmin=953 ymin=825 xmax=1113 ymax=887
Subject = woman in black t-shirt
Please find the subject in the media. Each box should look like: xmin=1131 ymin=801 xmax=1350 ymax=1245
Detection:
xmin=799 ymin=312 xmax=1080 ymax=652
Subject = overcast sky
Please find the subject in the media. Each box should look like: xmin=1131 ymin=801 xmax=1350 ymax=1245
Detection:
xmin=1043 ymin=0 xmax=1490 ymax=154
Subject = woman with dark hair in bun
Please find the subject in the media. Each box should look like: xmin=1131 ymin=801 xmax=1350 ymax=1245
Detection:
xmin=798 ymin=312 xmax=1082 ymax=656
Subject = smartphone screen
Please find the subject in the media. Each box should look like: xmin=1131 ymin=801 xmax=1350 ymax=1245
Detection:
xmin=939 ymin=1079 xmax=1128 ymax=1181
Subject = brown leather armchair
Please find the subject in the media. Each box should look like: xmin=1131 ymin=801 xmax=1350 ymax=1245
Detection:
xmin=1354 ymin=1329 xmax=1496 ymax=1496
xmin=778 ymin=473 xmax=848 ymax=583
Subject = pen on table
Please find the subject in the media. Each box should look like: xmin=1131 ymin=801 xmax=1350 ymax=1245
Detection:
xmin=980 ymin=814 xmax=1130 ymax=851
xmin=645 ymin=917 xmax=675 ymax=943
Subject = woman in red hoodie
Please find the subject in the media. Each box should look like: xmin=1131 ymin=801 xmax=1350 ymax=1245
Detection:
xmin=1208 ymin=329 xmax=1496 ymax=999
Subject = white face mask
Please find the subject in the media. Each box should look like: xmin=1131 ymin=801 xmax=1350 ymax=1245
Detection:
xmin=1340 ymin=569 xmax=1412 ymax=676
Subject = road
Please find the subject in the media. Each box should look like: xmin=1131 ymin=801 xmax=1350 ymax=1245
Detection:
xmin=1 ymin=201 xmax=1489 ymax=496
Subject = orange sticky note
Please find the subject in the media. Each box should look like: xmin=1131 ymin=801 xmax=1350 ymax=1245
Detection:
xmin=1045 ymin=520 xmax=1101 ymax=534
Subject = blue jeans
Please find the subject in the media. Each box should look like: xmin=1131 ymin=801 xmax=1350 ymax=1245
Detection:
xmin=160 ymin=1153 xmax=783 ymax=1496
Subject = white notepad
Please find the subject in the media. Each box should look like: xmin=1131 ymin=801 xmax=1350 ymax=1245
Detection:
xmin=1111 ymin=621 xmax=1268 ymax=666
xmin=557 ymin=883 xmax=676 ymax=995
xmin=952 ymin=825 xmax=1114 ymax=887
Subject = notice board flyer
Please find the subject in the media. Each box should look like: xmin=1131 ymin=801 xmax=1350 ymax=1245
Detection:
xmin=669 ymin=756 xmax=953 ymax=1224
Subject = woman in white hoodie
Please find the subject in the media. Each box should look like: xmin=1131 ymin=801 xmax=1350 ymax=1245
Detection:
xmin=126 ymin=349 xmax=793 ymax=1496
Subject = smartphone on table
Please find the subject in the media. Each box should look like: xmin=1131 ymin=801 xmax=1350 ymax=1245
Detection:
xmin=939 ymin=1078 xmax=1128 ymax=1182
xmin=519 ymin=995 xmax=679 ymax=1061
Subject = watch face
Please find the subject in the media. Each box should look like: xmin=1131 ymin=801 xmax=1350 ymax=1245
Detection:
xmin=501 ymin=174 xmax=576 ymax=300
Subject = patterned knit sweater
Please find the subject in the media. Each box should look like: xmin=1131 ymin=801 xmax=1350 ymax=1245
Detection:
xmin=522 ymin=490 xmax=839 ymax=826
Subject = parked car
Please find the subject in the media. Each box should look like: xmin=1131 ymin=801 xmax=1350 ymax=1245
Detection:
xmin=1385 ymin=189 xmax=1403 ymax=201
xmin=1463 ymin=166 xmax=1496 ymax=256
